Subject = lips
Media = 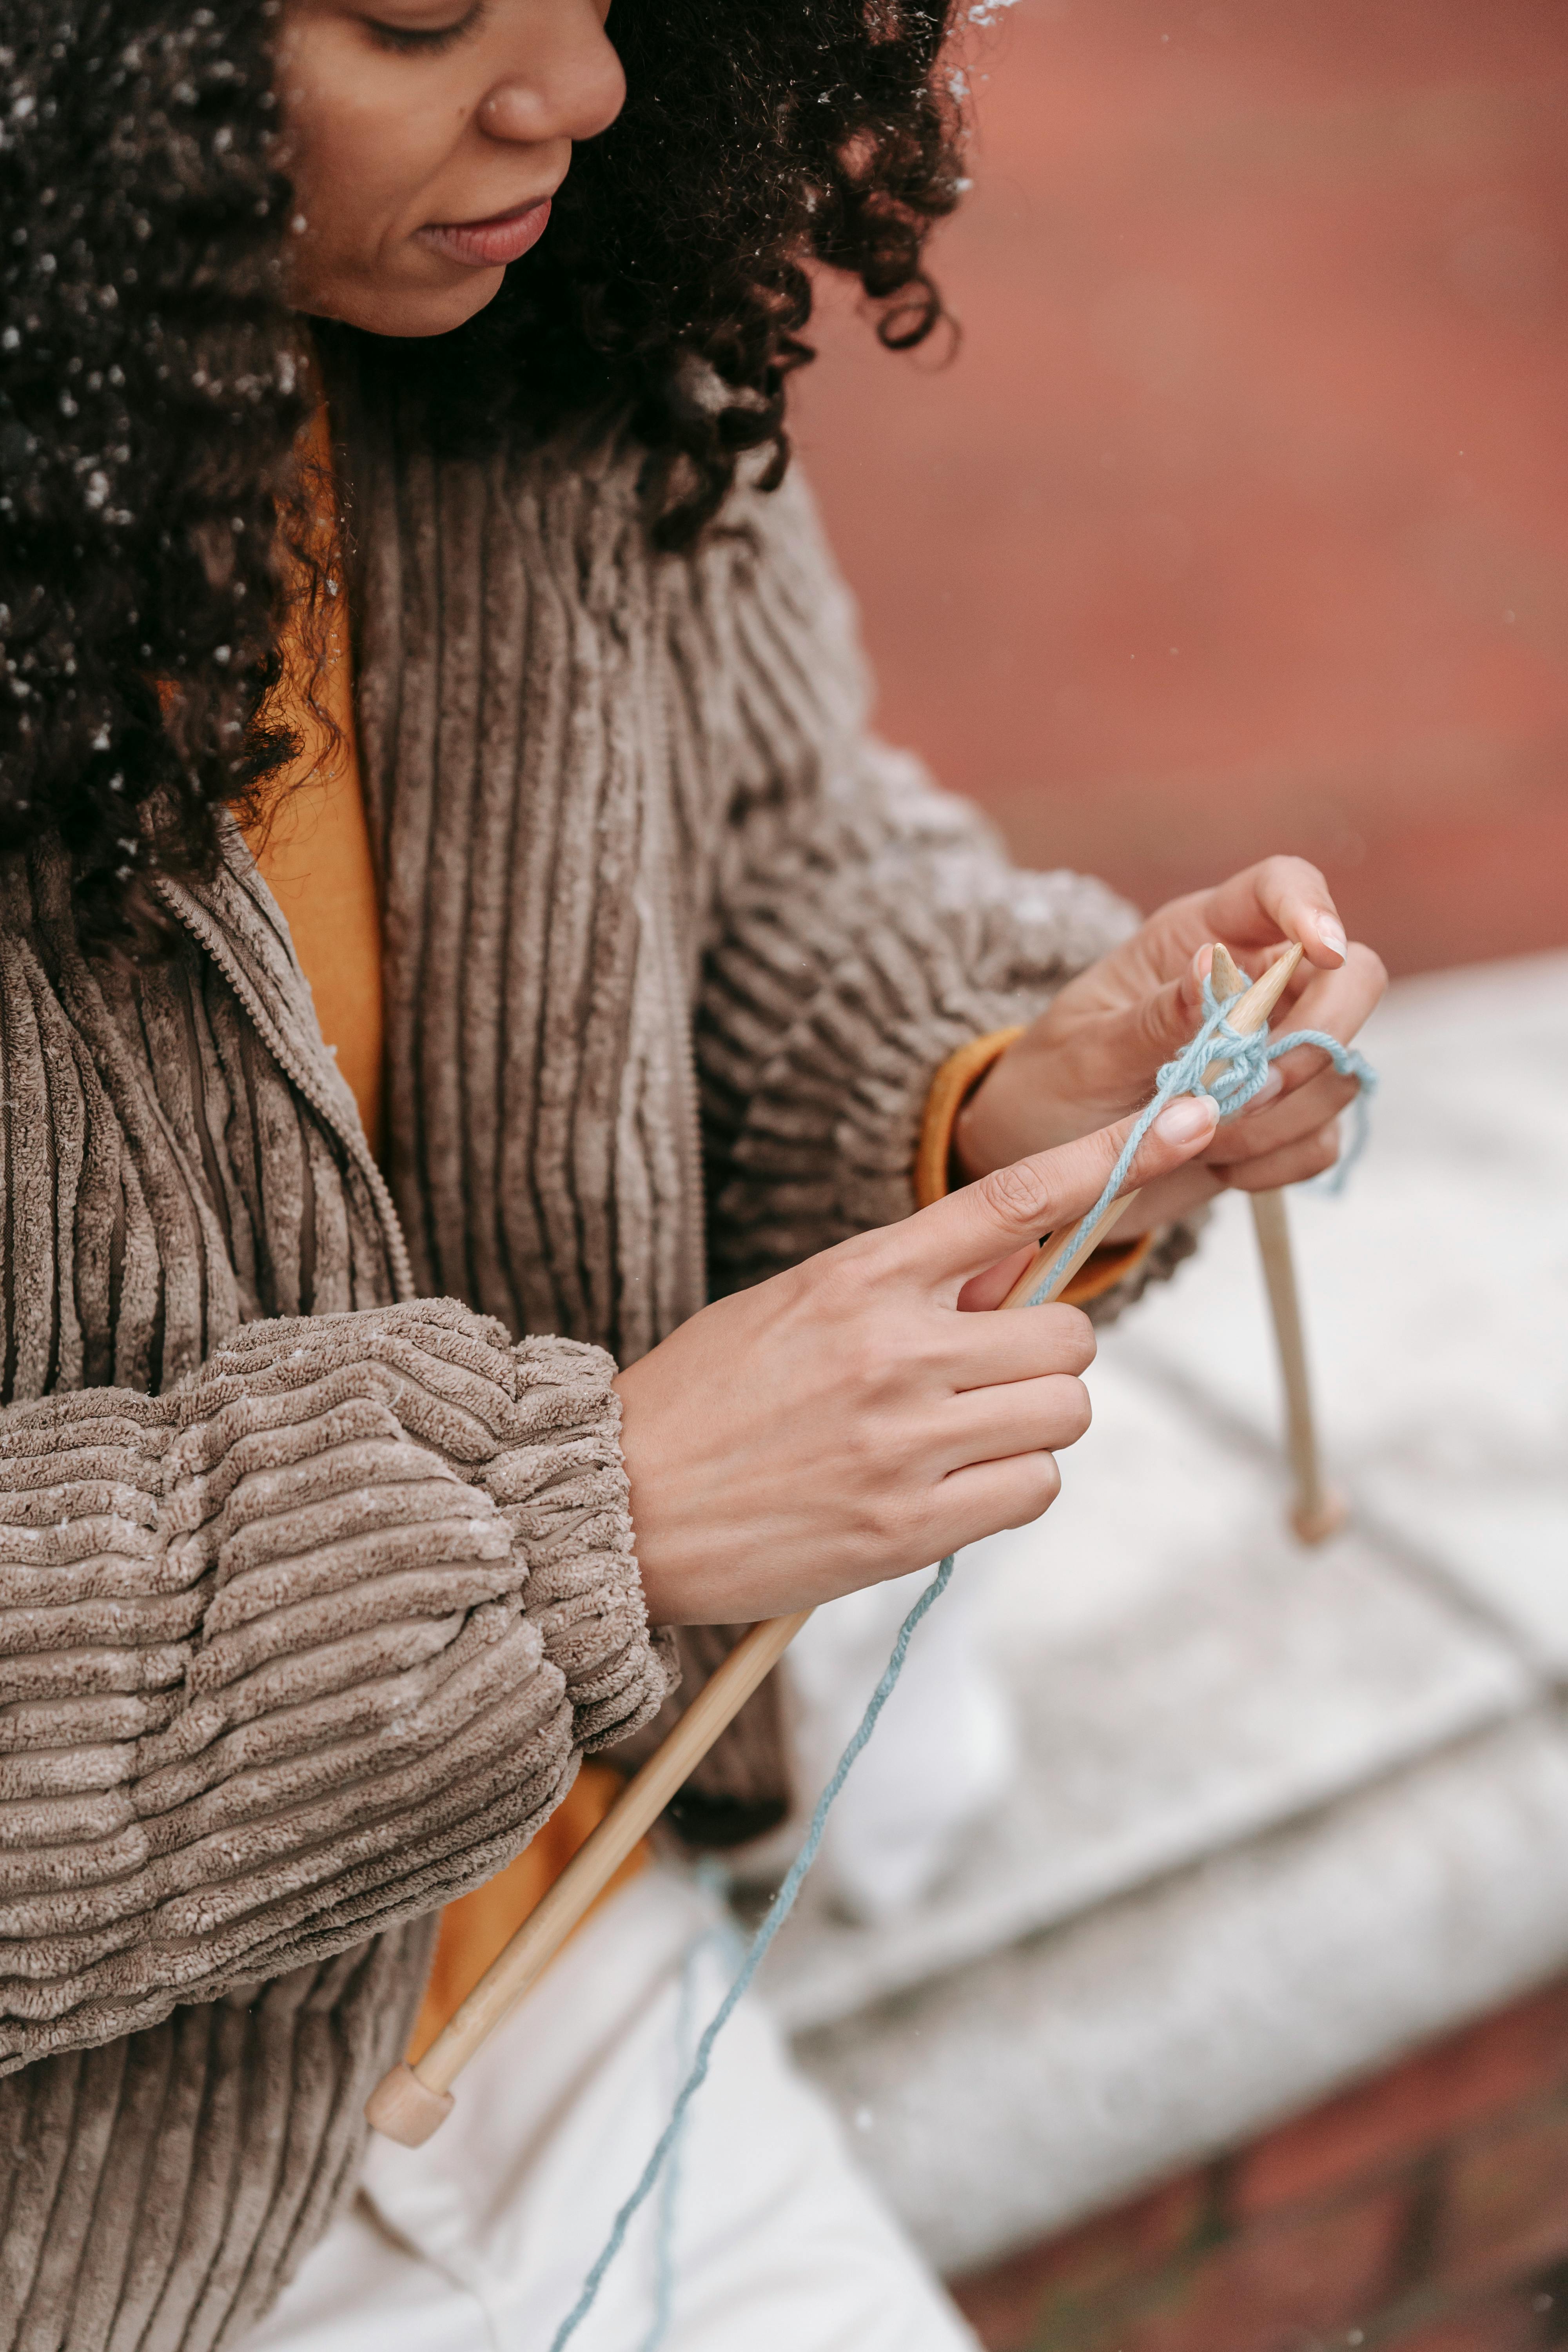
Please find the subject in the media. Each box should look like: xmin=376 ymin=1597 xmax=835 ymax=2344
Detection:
xmin=416 ymin=195 xmax=552 ymax=270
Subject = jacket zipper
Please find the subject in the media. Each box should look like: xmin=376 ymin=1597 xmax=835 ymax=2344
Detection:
xmin=647 ymin=599 xmax=708 ymax=1321
xmin=154 ymin=862 xmax=416 ymax=1304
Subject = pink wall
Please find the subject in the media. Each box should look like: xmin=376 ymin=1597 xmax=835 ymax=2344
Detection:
xmin=796 ymin=0 xmax=1568 ymax=975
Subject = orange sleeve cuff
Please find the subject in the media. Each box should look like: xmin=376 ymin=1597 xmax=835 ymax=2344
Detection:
xmin=915 ymin=1030 xmax=1158 ymax=1307
xmin=915 ymin=1029 xmax=1025 ymax=1209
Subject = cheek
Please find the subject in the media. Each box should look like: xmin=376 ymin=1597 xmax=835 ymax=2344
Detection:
xmin=281 ymin=28 xmax=451 ymax=258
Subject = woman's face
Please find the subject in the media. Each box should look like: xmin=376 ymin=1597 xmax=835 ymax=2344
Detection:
xmin=277 ymin=0 xmax=623 ymax=338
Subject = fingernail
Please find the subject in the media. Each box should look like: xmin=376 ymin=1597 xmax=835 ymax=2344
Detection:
xmin=1314 ymin=915 xmax=1348 ymax=962
xmin=1243 ymin=1069 xmax=1284 ymax=1114
xmin=1154 ymin=1094 xmax=1216 ymax=1145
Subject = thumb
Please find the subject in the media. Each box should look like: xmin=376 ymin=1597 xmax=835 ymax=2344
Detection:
xmin=899 ymin=1091 xmax=1219 ymax=1291
xmin=1102 ymin=946 xmax=1216 ymax=1086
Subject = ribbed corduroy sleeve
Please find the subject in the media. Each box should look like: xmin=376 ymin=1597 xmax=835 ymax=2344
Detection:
xmin=696 ymin=469 xmax=1198 ymax=1314
xmin=0 ymin=1298 xmax=672 ymax=2071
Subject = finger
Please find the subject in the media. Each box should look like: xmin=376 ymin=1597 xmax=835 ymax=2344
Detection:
xmin=1112 ymin=1159 xmax=1225 ymax=1235
xmin=946 ymin=1301 xmax=1097 ymax=1387
xmin=934 ymin=1374 xmax=1092 ymax=1473
xmin=1198 ymin=856 xmax=1351 ymax=973
xmin=893 ymin=1092 xmax=1220 ymax=1292
xmin=1221 ymin=1121 xmax=1341 ymax=1193
xmin=1208 ymin=1066 xmax=1359 ymax=1165
xmin=922 ymin=1449 xmax=1063 ymax=1556
xmin=1066 ymin=922 xmax=1376 ymax=1103
xmin=958 ymin=1243 xmax=1037 ymax=1314
xmin=1060 ymin=944 xmax=1215 ymax=1101
xmin=1262 ymin=941 xmax=1387 ymax=1075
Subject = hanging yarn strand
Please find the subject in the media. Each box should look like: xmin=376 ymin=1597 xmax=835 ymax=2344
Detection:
xmin=529 ymin=947 xmax=1377 ymax=2349
xmin=636 ymin=1888 xmax=740 ymax=2352
xmin=547 ymin=1559 xmax=956 ymax=2352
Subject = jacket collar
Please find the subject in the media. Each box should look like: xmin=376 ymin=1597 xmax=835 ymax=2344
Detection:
xmin=156 ymin=819 xmax=414 ymax=1300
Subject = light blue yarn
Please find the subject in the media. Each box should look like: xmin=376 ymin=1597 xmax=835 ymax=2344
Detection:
xmin=636 ymin=1878 xmax=746 ymax=2352
xmin=548 ymin=1556 xmax=955 ymax=2352
xmin=1025 ymin=975 xmax=1377 ymax=1308
xmin=552 ymin=969 xmax=1377 ymax=2350
xmin=634 ymin=1939 xmax=697 ymax=2352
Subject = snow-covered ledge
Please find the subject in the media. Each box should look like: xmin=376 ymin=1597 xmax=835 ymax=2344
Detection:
xmin=757 ymin=955 xmax=1568 ymax=2276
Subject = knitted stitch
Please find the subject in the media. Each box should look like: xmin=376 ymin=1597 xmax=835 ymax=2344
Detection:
xmin=550 ymin=1559 xmax=956 ymax=2352
xmin=1028 ymin=974 xmax=1377 ymax=1307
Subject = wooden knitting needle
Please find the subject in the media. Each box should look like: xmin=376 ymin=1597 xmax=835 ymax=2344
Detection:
xmin=366 ymin=938 xmax=1308 ymax=2146
xmin=1249 ymin=1187 xmax=1347 ymax=1544
xmin=366 ymin=1605 xmax=812 ymax=2145
xmin=1208 ymin=945 xmax=1349 ymax=1546
xmin=995 ymin=940 xmax=1304 ymax=1314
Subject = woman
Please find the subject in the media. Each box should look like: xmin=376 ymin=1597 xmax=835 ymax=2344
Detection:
xmin=0 ymin=2 xmax=1383 ymax=2346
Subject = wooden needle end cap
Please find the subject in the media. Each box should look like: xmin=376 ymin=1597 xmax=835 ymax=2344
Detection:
xmin=365 ymin=2062 xmax=455 ymax=2147
xmin=1290 ymin=1488 xmax=1350 ymax=1547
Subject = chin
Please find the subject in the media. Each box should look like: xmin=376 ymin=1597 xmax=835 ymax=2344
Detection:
xmin=305 ymin=269 xmax=507 ymax=341
xmin=381 ymin=280 xmax=506 ymax=339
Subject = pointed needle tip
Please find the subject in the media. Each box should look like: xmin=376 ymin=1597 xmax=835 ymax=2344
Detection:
xmin=1231 ymin=942 xmax=1303 ymax=1035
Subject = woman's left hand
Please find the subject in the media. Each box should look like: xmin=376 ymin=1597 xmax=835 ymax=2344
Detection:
xmin=953 ymin=856 xmax=1388 ymax=1236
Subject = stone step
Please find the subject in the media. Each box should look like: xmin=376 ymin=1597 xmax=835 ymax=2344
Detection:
xmin=796 ymin=1710 xmax=1568 ymax=2277
xmin=753 ymin=955 xmax=1568 ymax=2274
xmin=761 ymin=1512 xmax=1530 ymax=2036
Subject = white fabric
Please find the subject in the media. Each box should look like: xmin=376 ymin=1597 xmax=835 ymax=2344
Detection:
xmin=785 ymin=1554 xmax=1019 ymax=1924
xmin=252 ymin=1866 xmax=978 ymax=2352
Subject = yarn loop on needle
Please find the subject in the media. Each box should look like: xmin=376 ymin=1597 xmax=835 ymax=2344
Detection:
xmin=1026 ymin=971 xmax=1377 ymax=1308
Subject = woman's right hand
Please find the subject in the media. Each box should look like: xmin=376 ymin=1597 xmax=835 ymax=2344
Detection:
xmin=615 ymin=1092 xmax=1220 ymax=1626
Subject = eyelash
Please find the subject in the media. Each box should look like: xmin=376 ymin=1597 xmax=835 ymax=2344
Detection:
xmin=365 ymin=1 xmax=485 ymax=53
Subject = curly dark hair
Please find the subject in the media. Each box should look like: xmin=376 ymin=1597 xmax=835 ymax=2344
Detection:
xmin=0 ymin=0 xmax=967 ymax=949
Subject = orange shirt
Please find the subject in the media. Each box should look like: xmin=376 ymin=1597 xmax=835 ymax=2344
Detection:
xmin=249 ymin=410 xmax=638 ymax=2056
xmin=241 ymin=410 xmax=386 ymax=1155
xmin=406 ymin=1762 xmax=642 ymax=2062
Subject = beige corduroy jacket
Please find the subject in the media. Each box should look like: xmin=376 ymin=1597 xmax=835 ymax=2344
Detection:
xmin=0 ymin=385 xmax=1186 ymax=2350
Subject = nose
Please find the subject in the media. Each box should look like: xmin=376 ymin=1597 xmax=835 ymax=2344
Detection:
xmin=478 ymin=0 xmax=625 ymax=147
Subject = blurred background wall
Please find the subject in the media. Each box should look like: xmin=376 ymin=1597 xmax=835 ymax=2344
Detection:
xmin=795 ymin=0 xmax=1568 ymax=977
xmin=771 ymin=14 xmax=1568 ymax=2343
